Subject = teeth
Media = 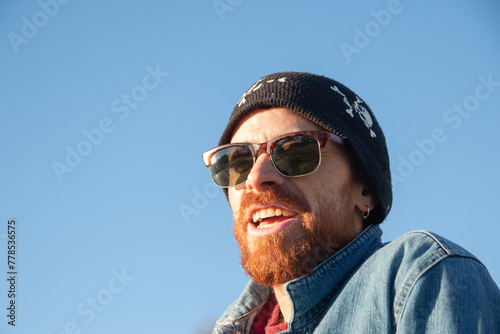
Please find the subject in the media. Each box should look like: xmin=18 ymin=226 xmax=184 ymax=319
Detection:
xmin=252 ymin=207 xmax=294 ymax=223
xmin=257 ymin=221 xmax=279 ymax=229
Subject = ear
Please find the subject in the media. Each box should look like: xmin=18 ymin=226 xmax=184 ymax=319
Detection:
xmin=353 ymin=180 xmax=376 ymax=215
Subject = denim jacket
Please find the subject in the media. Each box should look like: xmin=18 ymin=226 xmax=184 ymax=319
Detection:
xmin=212 ymin=225 xmax=500 ymax=333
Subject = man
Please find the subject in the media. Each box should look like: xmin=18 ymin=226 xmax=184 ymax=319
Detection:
xmin=202 ymin=72 xmax=500 ymax=333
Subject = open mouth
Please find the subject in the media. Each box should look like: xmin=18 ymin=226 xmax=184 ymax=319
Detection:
xmin=251 ymin=207 xmax=296 ymax=229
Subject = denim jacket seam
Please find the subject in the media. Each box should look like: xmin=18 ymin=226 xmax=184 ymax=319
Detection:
xmin=393 ymin=251 xmax=489 ymax=331
xmin=394 ymin=250 xmax=449 ymax=328
xmin=403 ymin=231 xmax=482 ymax=260
xmin=394 ymin=231 xmax=489 ymax=328
xmin=407 ymin=231 xmax=488 ymax=274
xmin=419 ymin=231 xmax=488 ymax=268
xmin=416 ymin=231 xmax=453 ymax=253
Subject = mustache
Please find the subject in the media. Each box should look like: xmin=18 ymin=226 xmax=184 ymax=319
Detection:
xmin=239 ymin=186 xmax=311 ymax=215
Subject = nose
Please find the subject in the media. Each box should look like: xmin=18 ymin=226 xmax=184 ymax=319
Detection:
xmin=244 ymin=153 xmax=286 ymax=192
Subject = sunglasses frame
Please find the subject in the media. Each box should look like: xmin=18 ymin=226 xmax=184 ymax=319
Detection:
xmin=202 ymin=131 xmax=345 ymax=188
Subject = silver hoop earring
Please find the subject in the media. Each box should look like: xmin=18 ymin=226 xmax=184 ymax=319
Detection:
xmin=363 ymin=205 xmax=370 ymax=220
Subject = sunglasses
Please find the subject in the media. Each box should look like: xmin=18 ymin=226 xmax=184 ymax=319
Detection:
xmin=202 ymin=131 xmax=345 ymax=188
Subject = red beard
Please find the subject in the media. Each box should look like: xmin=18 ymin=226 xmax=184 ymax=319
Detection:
xmin=233 ymin=184 xmax=357 ymax=286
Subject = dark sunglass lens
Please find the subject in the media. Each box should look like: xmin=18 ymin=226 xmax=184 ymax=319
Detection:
xmin=272 ymin=136 xmax=320 ymax=176
xmin=210 ymin=146 xmax=253 ymax=187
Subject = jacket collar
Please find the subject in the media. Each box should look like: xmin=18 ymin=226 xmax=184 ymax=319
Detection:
xmin=286 ymin=225 xmax=383 ymax=328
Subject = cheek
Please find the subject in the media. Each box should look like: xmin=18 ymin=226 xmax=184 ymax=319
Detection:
xmin=308 ymin=192 xmax=326 ymax=218
xmin=294 ymin=169 xmax=350 ymax=216
xmin=292 ymin=181 xmax=321 ymax=214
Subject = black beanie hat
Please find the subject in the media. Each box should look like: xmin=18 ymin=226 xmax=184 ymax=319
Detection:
xmin=218 ymin=72 xmax=392 ymax=224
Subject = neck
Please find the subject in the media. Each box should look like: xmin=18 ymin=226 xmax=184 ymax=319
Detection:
xmin=273 ymin=285 xmax=292 ymax=323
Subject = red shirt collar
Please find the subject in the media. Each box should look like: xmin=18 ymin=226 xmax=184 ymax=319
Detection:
xmin=251 ymin=294 xmax=289 ymax=334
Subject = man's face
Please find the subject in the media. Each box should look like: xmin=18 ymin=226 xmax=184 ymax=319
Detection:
xmin=228 ymin=107 xmax=373 ymax=286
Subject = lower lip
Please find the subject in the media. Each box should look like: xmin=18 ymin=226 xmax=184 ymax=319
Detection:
xmin=247 ymin=217 xmax=297 ymax=236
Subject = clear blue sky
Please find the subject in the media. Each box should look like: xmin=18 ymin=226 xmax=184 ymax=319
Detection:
xmin=1 ymin=1 xmax=499 ymax=333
